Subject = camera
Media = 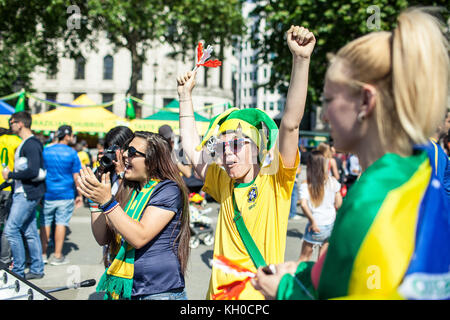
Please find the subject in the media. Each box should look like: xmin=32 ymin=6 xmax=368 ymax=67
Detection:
xmin=99 ymin=145 xmax=120 ymax=169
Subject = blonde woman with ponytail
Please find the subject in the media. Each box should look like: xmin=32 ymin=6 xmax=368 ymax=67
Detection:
xmin=252 ymin=8 xmax=449 ymax=300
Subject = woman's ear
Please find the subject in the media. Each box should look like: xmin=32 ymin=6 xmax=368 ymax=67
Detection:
xmin=358 ymin=84 xmax=377 ymax=121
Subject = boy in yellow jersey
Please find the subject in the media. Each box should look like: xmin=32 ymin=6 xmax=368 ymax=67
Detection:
xmin=177 ymin=25 xmax=316 ymax=299
xmin=0 ymin=127 xmax=22 ymax=266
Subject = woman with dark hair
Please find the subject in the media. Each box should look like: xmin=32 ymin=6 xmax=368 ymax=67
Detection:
xmin=88 ymin=126 xmax=134 ymax=266
xmin=78 ymin=131 xmax=190 ymax=300
xmin=298 ymin=150 xmax=342 ymax=262
xmin=95 ymin=126 xmax=134 ymax=191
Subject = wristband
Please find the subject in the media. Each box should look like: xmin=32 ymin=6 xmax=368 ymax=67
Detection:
xmin=103 ymin=202 xmax=120 ymax=215
xmin=99 ymin=196 xmax=116 ymax=211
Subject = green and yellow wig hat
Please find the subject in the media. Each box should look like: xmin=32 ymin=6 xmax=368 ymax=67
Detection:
xmin=196 ymin=107 xmax=278 ymax=161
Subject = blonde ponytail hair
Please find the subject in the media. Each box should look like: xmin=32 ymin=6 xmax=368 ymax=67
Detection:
xmin=327 ymin=7 xmax=449 ymax=155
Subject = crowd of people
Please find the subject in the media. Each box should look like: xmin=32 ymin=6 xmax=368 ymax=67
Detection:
xmin=0 ymin=7 xmax=449 ymax=301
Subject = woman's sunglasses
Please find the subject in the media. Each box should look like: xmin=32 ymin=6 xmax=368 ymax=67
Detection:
xmin=125 ymin=146 xmax=146 ymax=158
xmin=214 ymin=138 xmax=251 ymax=156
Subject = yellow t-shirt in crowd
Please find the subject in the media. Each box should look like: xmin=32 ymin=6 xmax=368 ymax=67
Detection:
xmin=78 ymin=151 xmax=91 ymax=167
xmin=203 ymin=150 xmax=299 ymax=299
xmin=0 ymin=134 xmax=22 ymax=191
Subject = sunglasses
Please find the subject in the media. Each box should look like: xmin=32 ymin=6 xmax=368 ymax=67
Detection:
xmin=125 ymin=146 xmax=146 ymax=158
xmin=214 ymin=138 xmax=251 ymax=156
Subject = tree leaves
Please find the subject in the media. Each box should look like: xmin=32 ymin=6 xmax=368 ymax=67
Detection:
xmin=250 ymin=0 xmax=449 ymax=126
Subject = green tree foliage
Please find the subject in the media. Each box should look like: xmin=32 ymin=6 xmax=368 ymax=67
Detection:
xmin=251 ymin=0 xmax=449 ymax=118
xmin=87 ymin=0 xmax=171 ymax=98
xmin=0 ymin=0 xmax=91 ymax=96
xmin=0 ymin=0 xmax=246 ymax=101
xmin=87 ymin=0 xmax=246 ymax=96
xmin=166 ymin=0 xmax=246 ymax=62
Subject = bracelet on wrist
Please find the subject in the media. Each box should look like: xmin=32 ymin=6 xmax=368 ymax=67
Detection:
xmin=99 ymin=196 xmax=115 ymax=211
xmin=103 ymin=202 xmax=120 ymax=215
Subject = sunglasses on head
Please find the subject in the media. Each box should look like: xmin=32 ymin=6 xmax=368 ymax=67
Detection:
xmin=125 ymin=146 xmax=146 ymax=158
xmin=214 ymin=138 xmax=251 ymax=156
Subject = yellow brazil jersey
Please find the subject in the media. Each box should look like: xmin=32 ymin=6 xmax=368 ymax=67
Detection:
xmin=0 ymin=134 xmax=22 ymax=191
xmin=78 ymin=151 xmax=91 ymax=167
xmin=203 ymin=150 xmax=299 ymax=299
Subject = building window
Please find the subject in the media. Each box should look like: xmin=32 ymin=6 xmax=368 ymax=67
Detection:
xmin=264 ymin=68 xmax=267 ymax=78
xmin=278 ymin=100 xmax=284 ymax=111
xmin=204 ymin=68 xmax=208 ymax=87
xmin=163 ymin=98 xmax=173 ymax=106
xmin=103 ymin=55 xmax=114 ymax=80
xmin=45 ymin=92 xmax=57 ymax=111
xmin=73 ymin=92 xmax=85 ymax=101
xmin=75 ymin=56 xmax=85 ymax=80
xmin=102 ymin=93 xmax=114 ymax=112
xmin=46 ymin=67 xmax=58 ymax=80
xmin=270 ymin=102 xmax=274 ymax=110
xmin=137 ymin=65 xmax=142 ymax=80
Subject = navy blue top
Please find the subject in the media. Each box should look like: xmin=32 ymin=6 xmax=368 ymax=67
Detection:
xmin=131 ymin=179 xmax=185 ymax=297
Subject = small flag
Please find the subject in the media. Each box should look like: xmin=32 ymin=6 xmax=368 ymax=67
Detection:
xmin=193 ymin=42 xmax=222 ymax=72
xmin=15 ymin=89 xmax=25 ymax=112
xmin=211 ymin=255 xmax=255 ymax=300
xmin=126 ymin=96 xmax=136 ymax=119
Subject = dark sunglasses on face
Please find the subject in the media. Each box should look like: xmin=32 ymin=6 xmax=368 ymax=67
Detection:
xmin=214 ymin=138 xmax=251 ymax=156
xmin=125 ymin=146 xmax=146 ymax=158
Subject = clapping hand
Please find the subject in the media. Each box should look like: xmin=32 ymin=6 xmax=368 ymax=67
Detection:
xmin=77 ymin=165 xmax=111 ymax=206
xmin=113 ymin=149 xmax=125 ymax=176
xmin=287 ymin=25 xmax=316 ymax=59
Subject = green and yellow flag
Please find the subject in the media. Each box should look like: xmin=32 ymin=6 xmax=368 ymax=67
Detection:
xmin=15 ymin=90 xmax=25 ymax=112
xmin=126 ymin=96 xmax=136 ymax=120
xmin=96 ymin=180 xmax=159 ymax=300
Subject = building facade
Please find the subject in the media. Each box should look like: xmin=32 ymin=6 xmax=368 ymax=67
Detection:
xmin=30 ymin=2 xmax=286 ymax=121
xmin=30 ymin=33 xmax=235 ymax=119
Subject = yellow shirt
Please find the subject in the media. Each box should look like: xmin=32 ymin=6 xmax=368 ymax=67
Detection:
xmin=0 ymin=134 xmax=22 ymax=191
xmin=203 ymin=150 xmax=299 ymax=299
xmin=77 ymin=151 xmax=91 ymax=167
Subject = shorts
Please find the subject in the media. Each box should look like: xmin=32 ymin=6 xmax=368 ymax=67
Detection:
xmin=303 ymin=222 xmax=334 ymax=246
xmin=41 ymin=199 xmax=75 ymax=227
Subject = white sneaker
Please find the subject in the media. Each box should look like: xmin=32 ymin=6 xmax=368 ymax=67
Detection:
xmin=49 ymin=255 xmax=69 ymax=266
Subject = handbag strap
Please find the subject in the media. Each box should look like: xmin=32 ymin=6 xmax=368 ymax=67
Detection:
xmin=232 ymin=191 xmax=267 ymax=269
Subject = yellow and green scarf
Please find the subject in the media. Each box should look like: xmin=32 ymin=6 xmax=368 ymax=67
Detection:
xmin=96 ymin=179 xmax=159 ymax=300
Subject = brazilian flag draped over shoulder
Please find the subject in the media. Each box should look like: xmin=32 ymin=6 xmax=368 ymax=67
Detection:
xmin=277 ymin=149 xmax=450 ymax=300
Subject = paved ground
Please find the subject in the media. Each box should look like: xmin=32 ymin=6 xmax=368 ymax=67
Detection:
xmin=14 ymin=166 xmax=317 ymax=300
